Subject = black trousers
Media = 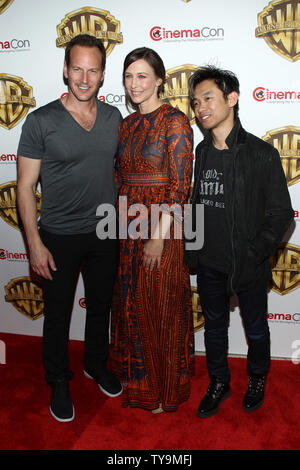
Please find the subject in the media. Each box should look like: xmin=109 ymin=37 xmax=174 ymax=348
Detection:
xmin=196 ymin=265 xmax=270 ymax=383
xmin=40 ymin=228 xmax=118 ymax=385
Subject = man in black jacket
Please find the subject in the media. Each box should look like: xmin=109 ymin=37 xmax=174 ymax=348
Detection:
xmin=184 ymin=66 xmax=294 ymax=418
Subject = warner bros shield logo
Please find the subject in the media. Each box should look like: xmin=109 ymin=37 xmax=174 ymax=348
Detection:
xmin=0 ymin=74 xmax=36 ymax=130
xmin=0 ymin=0 xmax=14 ymax=15
xmin=0 ymin=181 xmax=41 ymax=231
xmin=161 ymin=65 xmax=198 ymax=124
xmin=255 ymin=0 xmax=300 ymax=62
xmin=271 ymin=243 xmax=300 ymax=295
xmin=191 ymin=286 xmax=205 ymax=331
xmin=56 ymin=7 xmax=123 ymax=57
xmin=262 ymin=126 xmax=300 ymax=186
xmin=5 ymin=276 xmax=44 ymax=320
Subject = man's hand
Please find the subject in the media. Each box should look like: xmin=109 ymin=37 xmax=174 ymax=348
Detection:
xmin=29 ymin=241 xmax=57 ymax=280
xmin=17 ymin=156 xmax=56 ymax=279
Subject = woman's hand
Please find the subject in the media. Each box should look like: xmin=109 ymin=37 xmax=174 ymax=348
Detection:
xmin=142 ymin=239 xmax=164 ymax=272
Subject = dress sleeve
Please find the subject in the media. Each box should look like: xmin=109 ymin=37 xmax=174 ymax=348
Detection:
xmin=164 ymin=111 xmax=193 ymax=208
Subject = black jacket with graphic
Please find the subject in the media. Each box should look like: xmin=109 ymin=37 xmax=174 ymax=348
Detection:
xmin=184 ymin=119 xmax=294 ymax=295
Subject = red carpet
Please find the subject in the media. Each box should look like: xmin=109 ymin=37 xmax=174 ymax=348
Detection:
xmin=0 ymin=332 xmax=299 ymax=452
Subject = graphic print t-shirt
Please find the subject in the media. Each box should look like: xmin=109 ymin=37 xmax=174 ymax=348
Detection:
xmin=197 ymin=144 xmax=231 ymax=273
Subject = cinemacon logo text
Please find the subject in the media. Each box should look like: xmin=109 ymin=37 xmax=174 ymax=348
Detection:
xmin=253 ymin=87 xmax=300 ymax=102
xmin=61 ymin=92 xmax=125 ymax=105
xmin=150 ymin=25 xmax=224 ymax=41
xmin=267 ymin=312 xmax=300 ymax=323
xmin=0 ymin=39 xmax=30 ymax=51
xmin=0 ymin=153 xmax=16 ymax=162
xmin=0 ymin=248 xmax=28 ymax=261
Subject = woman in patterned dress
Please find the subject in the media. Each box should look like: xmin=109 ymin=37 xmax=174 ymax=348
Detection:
xmin=110 ymin=47 xmax=194 ymax=413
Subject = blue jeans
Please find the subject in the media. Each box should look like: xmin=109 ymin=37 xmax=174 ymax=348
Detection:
xmin=197 ymin=265 xmax=270 ymax=383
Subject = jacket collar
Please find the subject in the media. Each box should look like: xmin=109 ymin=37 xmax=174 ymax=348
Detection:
xmin=201 ymin=118 xmax=247 ymax=149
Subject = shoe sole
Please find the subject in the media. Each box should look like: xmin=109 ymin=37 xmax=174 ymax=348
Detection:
xmin=83 ymin=370 xmax=123 ymax=398
xmin=50 ymin=405 xmax=75 ymax=423
xmin=243 ymin=398 xmax=264 ymax=413
xmin=197 ymin=390 xmax=231 ymax=418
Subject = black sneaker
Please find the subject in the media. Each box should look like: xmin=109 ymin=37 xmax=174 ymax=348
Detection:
xmin=84 ymin=369 xmax=123 ymax=397
xmin=243 ymin=374 xmax=266 ymax=413
xmin=197 ymin=380 xmax=230 ymax=418
xmin=50 ymin=379 xmax=74 ymax=422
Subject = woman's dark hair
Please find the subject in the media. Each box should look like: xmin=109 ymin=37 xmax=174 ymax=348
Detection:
xmin=188 ymin=65 xmax=240 ymax=119
xmin=123 ymin=47 xmax=166 ymax=110
xmin=64 ymin=34 xmax=106 ymax=85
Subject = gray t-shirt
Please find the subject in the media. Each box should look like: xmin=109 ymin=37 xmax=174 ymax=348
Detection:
xmin=17 ymin=98 xmax=122 ymax=234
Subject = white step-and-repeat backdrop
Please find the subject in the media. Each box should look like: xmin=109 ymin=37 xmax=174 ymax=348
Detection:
xmin=0 ymin=0 xmax=299 ymax=359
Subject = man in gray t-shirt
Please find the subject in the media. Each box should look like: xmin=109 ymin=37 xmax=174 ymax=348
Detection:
xmin=18 ymin=97 xmax=120 ymax=234
xmin=17 ymin=34 xmax=123 ymax=423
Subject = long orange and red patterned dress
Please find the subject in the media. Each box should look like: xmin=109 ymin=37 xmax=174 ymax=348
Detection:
xmin=110 ymin=103 xmax=194 ymax=412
